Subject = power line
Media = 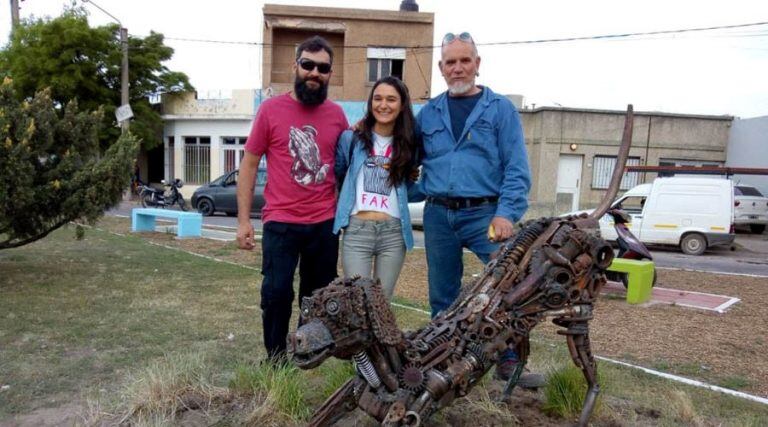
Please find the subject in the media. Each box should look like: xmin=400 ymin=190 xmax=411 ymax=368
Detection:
xmin=479 ymin=21 xmax=768 ymax=46
xmin=161 ymin=20 xmax=768 ymax=49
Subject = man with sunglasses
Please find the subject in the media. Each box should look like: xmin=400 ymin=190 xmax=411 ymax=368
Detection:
xmin=416 ymin=32 xmax=536 ymax=384
xmin=237 ymin=36 xmax=348 ymax=364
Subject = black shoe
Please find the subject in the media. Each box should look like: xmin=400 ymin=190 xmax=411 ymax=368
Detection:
xmin=516 ymin=372 xmax=546 ymax=389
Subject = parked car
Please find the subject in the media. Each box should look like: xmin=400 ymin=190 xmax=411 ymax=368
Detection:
xmin=568 ymin=177 xmax=735 ymax=255
xmin=734 ymin=185 xmax=768 ymax=234
xmin=191 ymin=169 xmax=266 ymax=216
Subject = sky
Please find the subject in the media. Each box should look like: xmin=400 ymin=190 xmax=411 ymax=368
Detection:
xmin=2 ymin=0 xmax=768 ymax=118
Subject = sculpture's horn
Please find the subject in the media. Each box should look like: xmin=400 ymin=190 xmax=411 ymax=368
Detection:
xmin=590 ymin=104 xmax=634 ymax=220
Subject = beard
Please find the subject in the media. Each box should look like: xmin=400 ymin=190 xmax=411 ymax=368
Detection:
xmin=294 ymin=75 xmax=329 ymax=106
xmin=447 ymin=80 xmax=475 ymax=96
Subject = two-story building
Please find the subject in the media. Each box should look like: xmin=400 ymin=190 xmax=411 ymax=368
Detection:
xmin=151 ymin=3 xmax=434 ymax=197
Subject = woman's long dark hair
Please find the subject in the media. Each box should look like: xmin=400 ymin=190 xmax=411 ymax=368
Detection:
xmin=355 ymin=76 xmax=416 ymax=187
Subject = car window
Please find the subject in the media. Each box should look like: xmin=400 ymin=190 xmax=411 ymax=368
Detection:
xmin=735 ymin=186 xmax=763 ymax=197
xmin=257 ymin=168 xmax=267 ymax=186
xmin=224 ymin=171 xmax=238 ymax=186
xmin=211 ymin=174 xmax=226 ymax=186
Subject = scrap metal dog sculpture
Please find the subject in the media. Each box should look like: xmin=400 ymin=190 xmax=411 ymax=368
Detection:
xmin=289 ymin=107 xmax=636 ymax=426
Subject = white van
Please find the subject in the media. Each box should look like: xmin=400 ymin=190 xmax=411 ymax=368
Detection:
xmin=598 ymin=177 xmax=735 ymax=255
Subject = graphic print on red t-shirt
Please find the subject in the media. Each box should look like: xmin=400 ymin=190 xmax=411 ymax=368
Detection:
xmin=288 ymin=125 xmax=330 ymax=186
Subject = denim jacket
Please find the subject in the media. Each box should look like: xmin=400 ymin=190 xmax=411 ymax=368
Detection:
xmin=333 ymin=130 xmax=415 ymax=250
xmin=415 ymin=86 xmax=531 ymax=222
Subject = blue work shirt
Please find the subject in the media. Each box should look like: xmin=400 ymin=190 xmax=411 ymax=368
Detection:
xmin=415 ymin=86 xmax=531 ymax=222
xmin=333 ymin=130 xmax=415 ymax=250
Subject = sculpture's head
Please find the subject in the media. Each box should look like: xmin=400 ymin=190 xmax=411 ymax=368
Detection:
xmin=288 ymin=277 xmax=402 ymax=369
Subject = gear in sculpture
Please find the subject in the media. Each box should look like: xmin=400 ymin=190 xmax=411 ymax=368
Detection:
xmin=288 ymin=106 xmax=638 ymax=427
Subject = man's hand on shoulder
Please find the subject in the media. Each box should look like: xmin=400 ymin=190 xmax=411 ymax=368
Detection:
xmin=237 ymin=221 xmax=255 ymax=250
xmin=489 ymin=216 xmax=515 ymax=242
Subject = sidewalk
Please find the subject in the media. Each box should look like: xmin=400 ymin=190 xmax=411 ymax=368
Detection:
xmin=602 ymin=281 xmax=740 ymax=313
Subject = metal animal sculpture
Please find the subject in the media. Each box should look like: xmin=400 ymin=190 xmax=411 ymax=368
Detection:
xmin=289 ymin=107 xmax=637 ymax=427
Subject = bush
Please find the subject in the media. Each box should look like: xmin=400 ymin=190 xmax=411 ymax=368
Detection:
xmin=0 ymin=79 xmax=139 ymax=249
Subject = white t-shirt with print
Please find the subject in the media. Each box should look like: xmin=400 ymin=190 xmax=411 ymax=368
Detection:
xmin=350 ymin=133 xmax=401 ymax=218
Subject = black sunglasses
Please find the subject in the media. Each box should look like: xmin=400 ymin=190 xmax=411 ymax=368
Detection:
xmin=442 ymin=32 xmax=473 ymax=45
xmin=297 ymin=58 xmax=332 ymax=74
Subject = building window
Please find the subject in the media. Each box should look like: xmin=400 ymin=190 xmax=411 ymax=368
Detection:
xmin=184 ymin=136 xmax=210 ymax=184
xmin=591 ymin=155 xmax=641 ymax=190
xmin=658 ymin=158 xmax=724 ymax=177
xmin=222 ymin=137 xmax=247 ymax=174
xmin=165 ymin=136 xmax=175 ymax=181
xmin=367 ymin=47 xmax=405 ymax=82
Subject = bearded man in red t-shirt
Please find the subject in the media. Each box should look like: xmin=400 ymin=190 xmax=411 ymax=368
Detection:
xmin=236 ymin=36 xmax=349 ymax=363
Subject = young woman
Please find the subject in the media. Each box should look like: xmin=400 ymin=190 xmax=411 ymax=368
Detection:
xmin=333 ymin=76 xmax=418 ymax=300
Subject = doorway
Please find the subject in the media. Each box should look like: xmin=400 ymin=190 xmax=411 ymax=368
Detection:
xmin=556 ymin=154 xmax=583 ymax=212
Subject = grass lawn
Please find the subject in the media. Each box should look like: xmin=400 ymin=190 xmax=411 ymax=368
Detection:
xmin=1 ymin=223 xmax=767 ymax=426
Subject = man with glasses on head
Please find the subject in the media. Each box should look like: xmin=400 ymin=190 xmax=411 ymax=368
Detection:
xmin=416 ymin=32 xmax=537 ymax=384
xmin=237 ymin=36 xmax=349 ymax=364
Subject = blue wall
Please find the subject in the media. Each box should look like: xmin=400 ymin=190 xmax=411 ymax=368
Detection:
xmin=337 ymin=101 xmax=425 ymax=124
xmin=254 ymin=93 xmax=424 ymax=124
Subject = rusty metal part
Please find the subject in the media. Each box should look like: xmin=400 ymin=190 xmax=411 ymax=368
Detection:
xmin=398 ymin=363 xmax=426 ymax=392
xmin=288 ymin=106 xmax=636 ymax=426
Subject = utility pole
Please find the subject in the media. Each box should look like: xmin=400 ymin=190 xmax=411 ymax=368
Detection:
xmin=82 ymin=0 xmax=131 ymax=133
xmin=10 ymin=0 xmax=20 ymax=27
xmin=119 ymin=26 xmax=129 ymax=133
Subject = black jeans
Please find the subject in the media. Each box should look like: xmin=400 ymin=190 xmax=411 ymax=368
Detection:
xmin=260 ymin=218 xmax=338 ymax=359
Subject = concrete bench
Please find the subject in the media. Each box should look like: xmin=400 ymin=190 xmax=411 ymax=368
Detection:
xmin=606 ymin=258 xmax=655 ymax=304
xmin=131 ymin=208 xmax=202 ymax=239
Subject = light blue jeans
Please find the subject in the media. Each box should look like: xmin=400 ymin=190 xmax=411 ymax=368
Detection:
xmin=342 ymin=216 xmax=406 ymax=299
xmin=423 ymin=202 xmax=500 ymax=317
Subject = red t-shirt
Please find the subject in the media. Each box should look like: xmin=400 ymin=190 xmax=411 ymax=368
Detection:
xmin=244 ymin=93 xmax=349 ymax=224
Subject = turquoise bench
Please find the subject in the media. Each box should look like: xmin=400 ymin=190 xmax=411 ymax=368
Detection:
xmin=131 ymin=208 xmax=202 ymax=239
xmin=606 ymin=259 xmax=655 ymax=304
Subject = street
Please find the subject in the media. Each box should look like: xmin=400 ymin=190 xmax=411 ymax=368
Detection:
xmin=110 ymin=201 xmax=768 ymax=277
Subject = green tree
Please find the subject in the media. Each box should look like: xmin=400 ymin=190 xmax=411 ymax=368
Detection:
xmin=0 ymin=78 xmax=139 ymax=249
xmin=0 ymin=6 xmax=193 ymax=150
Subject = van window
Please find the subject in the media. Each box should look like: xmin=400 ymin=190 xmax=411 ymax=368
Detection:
xmin=617 ymin=196 xmax=646 ymax=214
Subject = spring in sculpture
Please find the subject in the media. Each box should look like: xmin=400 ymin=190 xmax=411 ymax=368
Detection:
xmin=288 ymin=106 xmax=637 ymax=427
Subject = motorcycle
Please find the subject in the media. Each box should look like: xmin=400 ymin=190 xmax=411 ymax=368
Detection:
xmin=605 ymin=208 xmax=657 ymax=288
xmin=139 ymin=178 xmax=188 ymax=211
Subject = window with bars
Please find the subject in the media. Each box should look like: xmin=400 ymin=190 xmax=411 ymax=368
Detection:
xmin=222 ymin=136 xmax=247 ymax=174
xmin=367 ymin=47 xmax=405 ymax=83
xmin=367 ymin=58 xmax=404 ymax=82
xmin=184 ymin=136 xmax=210 ymax=184
xmin=591 ymin=155 xmax=641 ymax=190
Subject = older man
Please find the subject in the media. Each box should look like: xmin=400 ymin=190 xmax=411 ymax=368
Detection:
xmin=416 ymin=32 xmax=533 ymax=382
xmin=236 ymin=36 xmax=348 ymax=363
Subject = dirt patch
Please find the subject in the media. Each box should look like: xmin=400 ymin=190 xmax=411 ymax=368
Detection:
xmin=93 ymin=216 xmax=768 ymax=398
xmin=1 ymin=402 xmax=84 ymax=427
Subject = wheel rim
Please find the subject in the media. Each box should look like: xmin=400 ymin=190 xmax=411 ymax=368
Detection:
xmin=686 ymin=237 xmax=702 ymax=252
xmin=199 ymin=200 xmax=212 ymax=215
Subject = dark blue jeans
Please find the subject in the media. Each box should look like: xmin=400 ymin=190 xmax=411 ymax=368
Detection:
xmin=423 ymin=202 xmax=500 ymax=317
xmin=260 ymin=218 xmax=338 ymax=359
